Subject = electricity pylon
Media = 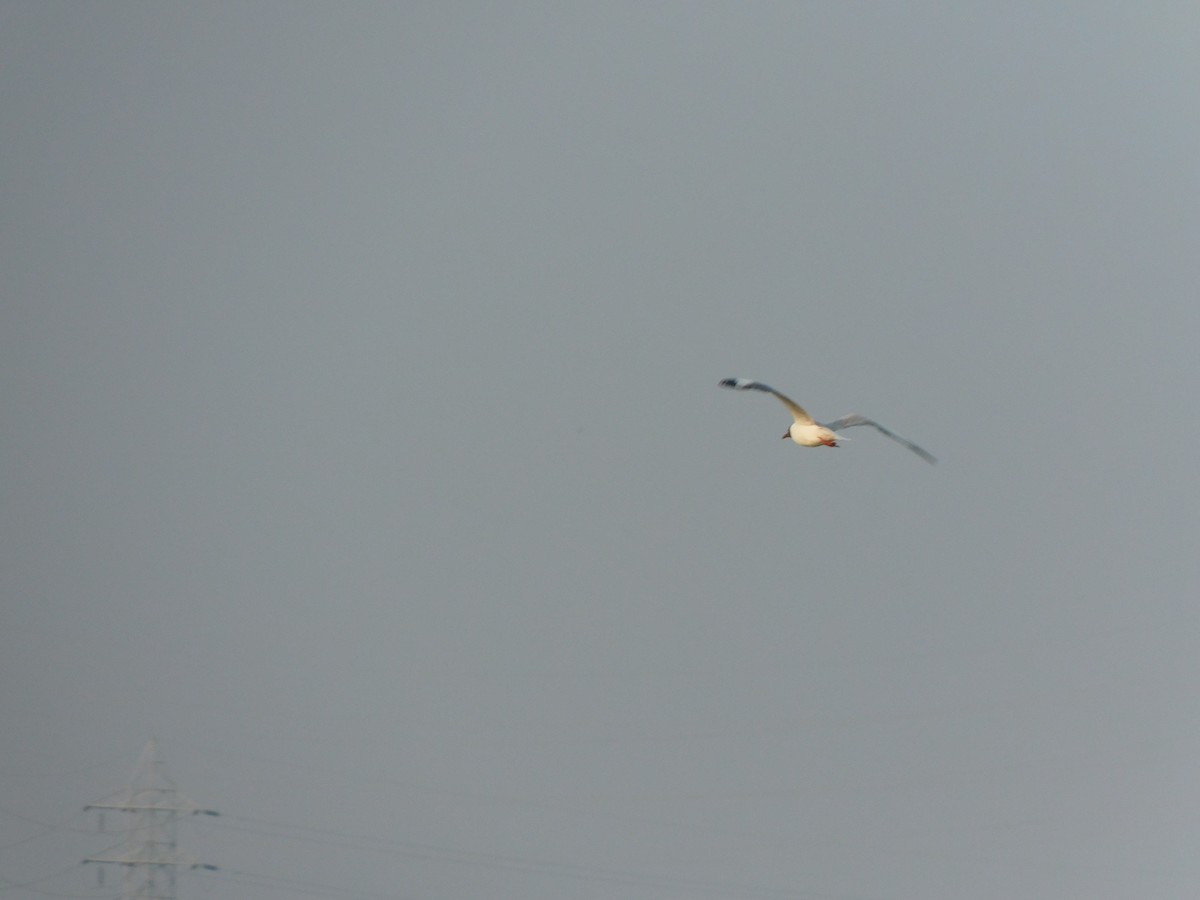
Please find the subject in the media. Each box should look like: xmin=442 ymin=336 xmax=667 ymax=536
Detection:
xmin=84 ymin=740 xmax=218 ymax=900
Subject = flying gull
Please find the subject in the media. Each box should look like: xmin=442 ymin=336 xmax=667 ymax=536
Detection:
xmin=719 ymin=378 xmax=936 ymax=464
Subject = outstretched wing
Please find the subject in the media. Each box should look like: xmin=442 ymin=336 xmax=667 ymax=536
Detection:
xmin=719 ymin=378 xmax=815 ymax=424
xmin=821 ymin=414 xmax=937 ymax=464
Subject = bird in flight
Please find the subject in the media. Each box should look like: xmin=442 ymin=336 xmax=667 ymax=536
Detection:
xmin=719 ymin=378 xmax=936 ymax=464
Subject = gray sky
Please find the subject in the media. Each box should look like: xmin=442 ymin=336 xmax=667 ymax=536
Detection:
xmin=3 ymin=4 xmax=1199 ymax=899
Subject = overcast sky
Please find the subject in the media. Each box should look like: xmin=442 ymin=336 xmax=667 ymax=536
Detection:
xmin=3 ymin=4 xmax=1199 ymax=900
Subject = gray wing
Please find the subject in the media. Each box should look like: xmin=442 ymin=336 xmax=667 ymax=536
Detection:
xmin=821 ymin=414 xmax=937 ymax=464
xmin=719 ymin=378 xmax=814 ymax=425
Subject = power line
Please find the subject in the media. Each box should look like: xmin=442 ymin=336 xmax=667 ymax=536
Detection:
xmin=0 ymin=864 xmax=96 ymax=897
xmin=203 ymin=814 xmax=875 ymax=900
xmin=0 ymin=804 xmax=113 ymax=855
xmin=8 ymin=743 xmax=891 ymax=900
xmin=195 ymin=867 xmax=417 ymax=900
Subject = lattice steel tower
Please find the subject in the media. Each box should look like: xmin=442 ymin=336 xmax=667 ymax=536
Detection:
xmin=84 ymin=740 xmax=218 ymax=900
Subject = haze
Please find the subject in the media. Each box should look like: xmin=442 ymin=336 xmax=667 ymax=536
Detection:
xmin=3 ymin=4 xmax=1198 ymax=899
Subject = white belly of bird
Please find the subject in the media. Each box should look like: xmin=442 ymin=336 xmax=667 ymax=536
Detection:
xmin=789 ymin=422 xmax=839 ymax=447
